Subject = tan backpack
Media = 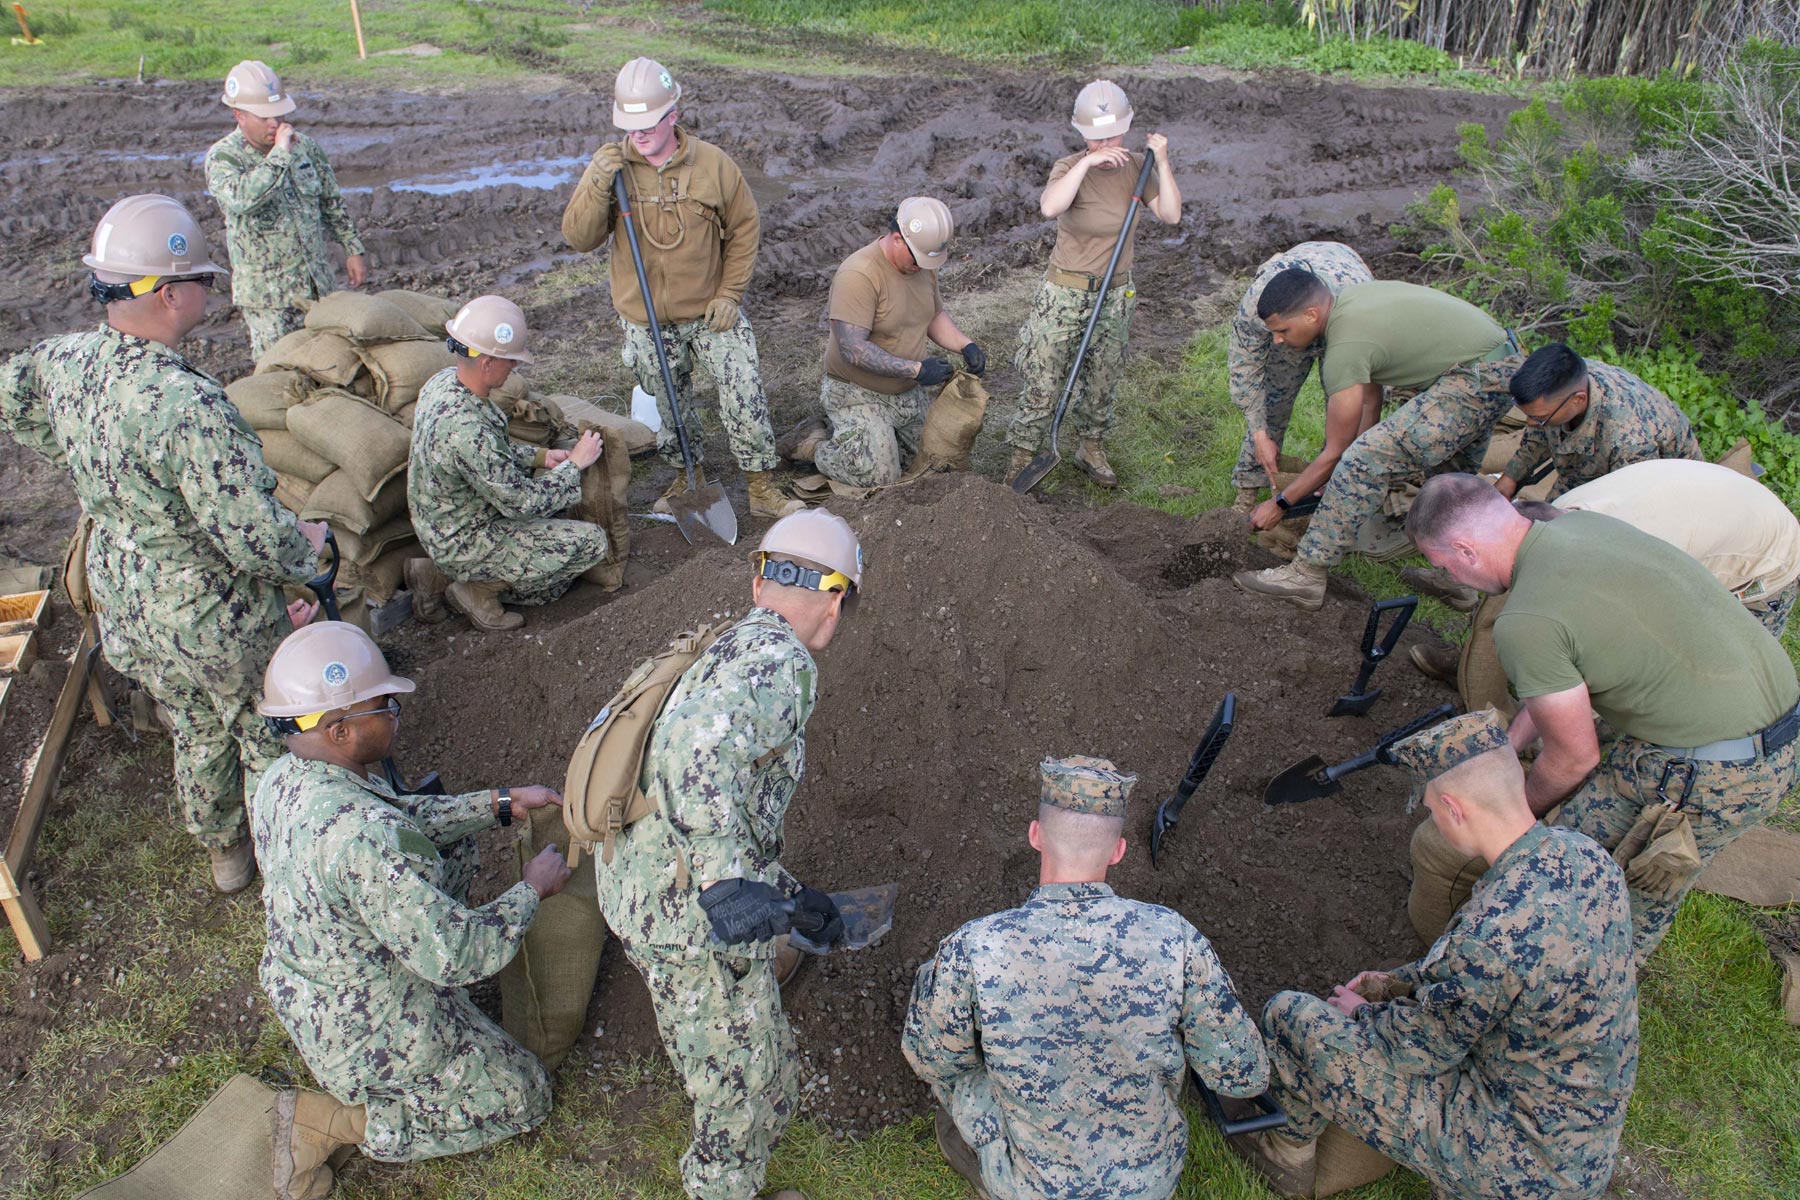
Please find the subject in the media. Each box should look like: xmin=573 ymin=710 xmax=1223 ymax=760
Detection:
xmin=563 ymin=620 xmax=731 ymax=867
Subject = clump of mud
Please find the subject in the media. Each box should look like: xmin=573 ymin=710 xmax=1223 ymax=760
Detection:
xmin=407 ymin=474 xmax=1455 ymax=1133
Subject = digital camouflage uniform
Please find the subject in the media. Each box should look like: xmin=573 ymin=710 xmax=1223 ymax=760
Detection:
xmin=595 ymin=608 xmax=816 ymax=1200
xmin=204 ymin=128 xmax=365 ymax=360
xmin=812 ymin=376 xmax=928 ymax=488
xmin=408 ymin=368 xmax=607 ymax=606
xmin=1229 ymin=242 xmax=1373 ymax=488
xmin=252 ymin=755 xmax=548 ymax=1161
xmin=620 ymin=311 xmax=778 ymax=473
xmin=1006 ymin=280 xmax=1137 ymax=453
xmin=0 ymin=328 xmax=317 ymax=850
xmin=1503 ymin=360 xmax=1702 ymax=497
xmin=1263 ymin=825 xmax=1639 ymax=1200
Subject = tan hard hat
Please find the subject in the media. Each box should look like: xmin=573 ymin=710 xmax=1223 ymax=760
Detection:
xmin=83 ymin=194 xmax=229 ymax=287
xmin=896 ymin=196 xmax=953 ymax=271
xmin=222 ymin=60 xmax=297 ymax=118
xmin=1071 ymin=79 xmax=1132 ymax=140
xmin=613 ymin=57 xmax=681 ymax=131
xmin=446 ymin=295 xmax=535 ymax=363
xmin=752 ymin=509 xmax=864 ymax=591
xmin=258 ymin=621 xmax=415 ymax=724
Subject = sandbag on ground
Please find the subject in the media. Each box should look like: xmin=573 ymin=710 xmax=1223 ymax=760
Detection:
xmin=256 ymin=327 xmax=365 ymax=390
xmin=75 ymin=1073 xmax=279 ymax=1199
xmin=1314 ymin=1123 xmax=1397 ymax=1196
xmin=377 ymin=289 xmax=459 ymax=337
xmin=909 ymin=371 xmax=988 ymax=474
xmin=258 ymin=430 xmax=336 ymax=485
xmin=1407 ymin=817 xmax=1487 ymax=943
xmin=540 ymin=394 xmax=656 ymax=456
xmin=300 ymin=471 xmax=409 ymax=536
xmin=498 ymin=806 xmax=606 ymax=1069
xmin=340 ymin=542 xmax=414 ymax=606
xmin=569 ymin=425 xmax=631 ymax=591
xmin=359 ymin=341 xmax=456 ymax=415
xmin=226 ymin=370 xmax=308 ymax=431
xmin=287 ymin=389 xmax=412 ymax=501
xmin=1697 ymin=825 xmax=1800 ymax=907
xmin=304 ymin=290 xmax=431 ymax=343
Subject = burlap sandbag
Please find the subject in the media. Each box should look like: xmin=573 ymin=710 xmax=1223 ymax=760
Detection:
xmin=74 ymin=1073 xmax=279 ymax=1200
xmin=258 ymin=429 xmax=336 ymax=485
xmin=340 ymin=542 xmax=413 ymax=606
xmin=1715 ymin=437 xmax=1755 ymax=477
xmin=498 ymin=805 xmax=606 ymax=1069
xmin=225 ymin=369 xmax=307 ymax=431
xmin=333 ymin=517 xmax=414 ymax=569
xmin=542 ymin=394 xmax=656 ymax=456
xmin=359 ymin=340 xmax=456 ymax=415
xmin=396 ymin=402 xmax=418 ymax=430
xmin=303 ymin=290 xmax=431 ymax=343
xmin=909 ymin=371 xmax=988 ymax=474
xmin=1408 ymin=818 xmax=1488 ymax=942
xmin=272 ymin=473 xmax=316 ymax=515
xmin=1314 ymin=1123 xmax=1397 ymax=1197
xmin=1696 ymin=825 xmax=1800 ymax=907
xmin=1459 ymin=592 xmax=1515 ymax=721
xmin=569 ymin=426 xmax=631 ymax=591
xmin=287 ymin=389 xmax=412 ymax=501
xmin=300 ymin=470 xmax=408 ymax=536
xmin=62 ymin=518 xmax=93 ymax=616
xmin=377 ymin=288 xmax=459 ymax=337
xmin=256 ymin=327 xmax=365 ymax=389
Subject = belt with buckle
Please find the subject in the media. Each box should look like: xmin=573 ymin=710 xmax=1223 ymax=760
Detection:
xmin=1655 ymin=701 xmax=1800 ymax=762
xmin=1046 ymin=266 xmax=1114 ymax=293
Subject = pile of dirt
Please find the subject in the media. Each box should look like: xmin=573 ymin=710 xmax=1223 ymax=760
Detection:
xmin=406 ymin=474 xmax=1456 ymax=1133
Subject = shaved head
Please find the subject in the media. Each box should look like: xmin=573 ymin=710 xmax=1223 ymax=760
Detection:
xmin=1432 ymin=746 xmax=1526 ymax=815
xmin=1034 ymin=803 xmax=1126 ymax=875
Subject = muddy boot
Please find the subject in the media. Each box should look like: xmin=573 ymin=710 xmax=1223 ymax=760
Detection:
xmin=272 ymin=1087 xmax=367 ymax=1200
xmin=1226 ymin=1129 xmax=1317 ymax=1199
xmin=1233 ymin=486 xmax=1260 ymax=513
xmin=1232 ymin=561 xmax=1327 ymax=611
xmin=209 ymin=839 xmax=257 ymax=894
xmin=652 ymin=467 xmax=704 ymax=516
xmin=1003 ymin=447 xmax=1035 ymax=487
xmin=934 ymin=1107 xmax=991 ymax=1199
xmin=1398 ymin=565 xmax=1480 ymax=612
xmin=747 ymin=470 xmax=805 ymax=519
xmin=581 ymin=560 xmax=626 ymax=592
xmin=446 ymin=580 xmax=523 ymax=632
xmin=776 ymin=416 xmax=829 ymax=464
xmin=404 ymin=557 xmax=450 ymax=624
xmin=1072 ymin=438 xmax=1117 ymax=488
xmin=1410 ymin=642 xmax=1460 ymax=684
xmin=774 ymin=937 xmax=803 ymax=989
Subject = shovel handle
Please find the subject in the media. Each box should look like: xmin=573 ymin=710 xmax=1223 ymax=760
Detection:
xmin=1374 ymin=703 xmax=1458 ymax=763
xmin=1194 ymin=1073 xmax=1288 ymax=1136
xmin=613 ymin=169 xmax=699 ymax=491
xmin=1280 ymin=495 xmax=1320 ymax=520
xmin=305 ymin=529 xmax=342 ymax=623
xmin=1178 ymin=692 xmax=1236 ymax=798
xmin=1361 ymin=595 xmax=1417 ymax=662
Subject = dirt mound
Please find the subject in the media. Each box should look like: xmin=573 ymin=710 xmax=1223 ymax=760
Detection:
xmin=406 ymin=474 xmax=1455 ymax=1133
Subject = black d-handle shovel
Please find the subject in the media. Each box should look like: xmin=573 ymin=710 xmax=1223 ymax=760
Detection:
xmin=1328 ymin=595 xmax=1417 ymax=717
xmin=1263 ymin=702 xmax=1456 ymax=807
xmin=1193 ymin=1071 xmax=1289 ymax=1137
xmin=1012 ymin=149 xmax=1156 ymax=495
xmin=305 ymin=530 xmax=444 ymax=796
xmin=1150 ymin=692 xmax=1236 ymax=868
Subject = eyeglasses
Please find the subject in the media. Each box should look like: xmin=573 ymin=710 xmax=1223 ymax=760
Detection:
xmin=155 ymin=273 xmax=218 ymax=294
xmin=1523 ymin=390 xmax=1580 ymax=428
xmin=322 ymin=697 xmax=403 ymax=730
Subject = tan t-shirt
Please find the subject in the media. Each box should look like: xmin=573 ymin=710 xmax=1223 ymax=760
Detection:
xmin=823 ymin=239 xmax=941 ymax=395
xmin=1046 ymin=151 xmax=1161 ymax=277
xmin=1555 ymin=459 xmax=1800 ymax=602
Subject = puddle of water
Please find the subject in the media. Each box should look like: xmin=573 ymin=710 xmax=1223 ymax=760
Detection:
xmin=366 ymin=155 xmax=590 ymax=196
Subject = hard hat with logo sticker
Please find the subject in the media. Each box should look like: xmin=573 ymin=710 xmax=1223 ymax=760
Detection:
xmin=445 ymin=295 xmax=535 ymax=363
xmin=258 ymin=621 xmax=415 ymax=730
xmin=613 ymin=57 xmax=681 ymax=131
xmin=1071 ymin=79 xmax=1133 ymax=140
xmin=83 ymin=194 xmax=229 ymax=302
xmin=895 ymin=196 xmax=953 ymax=271
xmin=222 ymin=60 xmax=298 ymax=118
xmin=751 ymin=509 xmax=864 ymax=596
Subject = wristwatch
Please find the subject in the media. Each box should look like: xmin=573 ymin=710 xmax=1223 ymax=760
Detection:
xmin=496 ymin=787 xmax=513 ymax=827
xmin=1274 ymin=494 xmax=1292 ymax=511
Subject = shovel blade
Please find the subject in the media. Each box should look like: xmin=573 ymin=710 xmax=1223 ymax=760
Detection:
xmin=1263 ymin=754 xmax=1339 ymax=806
xmin=1327 ymin=686 xmax=1383 ymax=718
xmin=670 ymin=483 xmax=738 ymax=546
xmin=1010 ymin=448 xmax=1060 ymax=495
xmin=1150 ymin=799 xmax=1176 ymax=867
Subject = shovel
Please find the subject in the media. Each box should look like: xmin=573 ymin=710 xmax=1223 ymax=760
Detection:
xmin=787 ymin=882 xmax=898 ymax=955
xmin=1263 ymin=702 xmax=1456 ymax=807
xmin=1193 ymin=1072 xmax=1289 ymax=1137
xmin=1012 ymin=148 xmax=1157 ymax=495
xmin=305 ymin=530 xmax=444 ymax=796
xmin=1327 ymin=595 xmax=1417 ymax=717
xmin=1150 ymin=692 xmax=1236 ymax=868
xmin=611 ymin=170 xmax=737 ymax=547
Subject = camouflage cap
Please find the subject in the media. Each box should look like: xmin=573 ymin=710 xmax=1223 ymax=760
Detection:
xmin=1039 ymin=754 xmax=1137 ymax=818
xmin=1387 ymin=707 xmax=1510 ymax=783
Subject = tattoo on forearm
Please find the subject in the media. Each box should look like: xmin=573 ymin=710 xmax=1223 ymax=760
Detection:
xmin=831 ymin=320 xmax=915 ymax=379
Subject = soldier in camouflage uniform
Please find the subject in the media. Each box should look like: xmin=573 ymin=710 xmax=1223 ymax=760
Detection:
xmin=251 ymin=621 xmax=572 ymax=1199
xmin=406 ymin=296 xmax=607 ymax=633
xmin=1408 ymin=474 xmax=1800 ymax=963
xmin=1235 ymin=708 xmax=1639 ymax=1200
xmin=903 ymin=755 xmax=1267 ymax=1200
xmin=205 ymin=61 xmax=366 ymax=361
xmin=0 ymin=195 xmax=323 ymax=892
xmin=560 ymin=57 xmax=800 ymax=519
xmin=1005 ymin=81 xmax=1183 ymax=489
xmin=1227 ymin=242 xmax=1372 ymax=507
xmin=596 ymin=510 xmax=864 ymax=1200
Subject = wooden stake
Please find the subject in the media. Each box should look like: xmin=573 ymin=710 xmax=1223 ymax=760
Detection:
xmin=13 ymin=3 xmax=42 ymax=44
xmin=349 ymin=0 xmax=367 ymax=60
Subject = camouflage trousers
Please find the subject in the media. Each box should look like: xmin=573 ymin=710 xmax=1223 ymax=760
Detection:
xmin=812 ymin=376 xmax=927 ymax=488
xmin=241 ymin=305 xmax=307 ymax=363
xmin=1555 ymin=729 xmax=1799 ymax=963
xmin=1006 ymin=277 xmax=1137 ymax=452
xmin=620 ymin=312 xmax=778 ymax=473
xmin=1296 ymin=355 xmax=1523 ymax=569
xmin=1229 ymin=342 xmax=1321 ymax=489
xmin=622 ymin=939 xmax=799 ymax=1200
xmin=1747 ymin=580 xmax=1797 ymax=637
xmin=438 ymin=516 xmax=608 ymax=607
xmin=300 ymin=837 xmax=553 ymax=1162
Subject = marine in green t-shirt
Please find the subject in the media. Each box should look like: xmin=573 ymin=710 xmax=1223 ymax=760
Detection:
xmin=1317 ymin=281 xmax=1507 ymax=397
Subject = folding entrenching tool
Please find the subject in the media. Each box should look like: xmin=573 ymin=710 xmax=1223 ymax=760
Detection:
xmin=1327 ymin=595 xmax=1418 ymax=718
xmin=1263 ymin=702 xmax=1456 ymax=807
xmin=1192 ymin=1071 xmax=1289 ymax=1136
xmin=305 ymin=531 xmax=444 ymax=796
xmin=788 ymin=882 xmax=898 ymax=955
xmin=612 ymin=170 xmax=737 ymax=547
xmin=1012 ymin=149 xmax=1157 ymax=495
xmin=1150 ymin=692 xmax=1236 ymax=868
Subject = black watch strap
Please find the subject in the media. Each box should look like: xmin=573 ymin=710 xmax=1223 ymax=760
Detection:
xmin=497 ymin=787 xmax=513 ymax=827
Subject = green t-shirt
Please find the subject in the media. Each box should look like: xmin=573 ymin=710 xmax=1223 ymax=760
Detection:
xmin=1496 ymin=511 xmax=1800 ymax=746
xmin=1319 ymin=281 xmax=1506 ymax=396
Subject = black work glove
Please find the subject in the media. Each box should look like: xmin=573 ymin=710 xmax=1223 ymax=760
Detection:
xmin=698 ymin=878 xmax=792 ymax=946
xmin=790 ymin=885 xmax=845 ymax=947
xmin=960 ymin=341 xmax=987 ymax=376
xmin=915 ymin=356 xmax=955 ymax=388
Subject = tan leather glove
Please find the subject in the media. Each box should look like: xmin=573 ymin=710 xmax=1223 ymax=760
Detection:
xmin=589 ymin=142 xmax=625 ymax=192
xmin=704 ymin=296 xmax=740 ymax=333
xmin=1611 ymin=802 xmax=1669 ymax=871
xmin=1625 ymin=810 xmax=1703 ymax=898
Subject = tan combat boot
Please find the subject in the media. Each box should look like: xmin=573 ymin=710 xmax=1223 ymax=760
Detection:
xmin=209 ymin=839 xmax=257 ymax=893
xmin=747 ymin=471 xmax=805 ymax=519
xmin=581 ymin=559 xmax=626 ymax=592
xmin=776 ymin=416 xmax=829 ymax=464
xmin=404 ymin=557 xmax=450 ymax=624
xmin=1003 ymin=446 xmax=1035 ymax=487
xmin=1226 ymin=1129 xmax=1317 ymax=1199
xmin=272 ymin=1087 xmax=367 ymax=1200
xmin=652 ymin=467 xmax=704 ymax=515
xmin=1398 ymin=565 xmax=1480 ymax=612
xmin=1233 ymin=486 xmax=1260 ymax=513
xmin=1232 ymin=561 xmax=1328 ymax=611
xmin=934 ymin=1107 xmax=992 ymax=1199
xmin=446 ymin=580 xmax=523 ymax=631
xmin=1073 ymin=438 xmax=1117 ymax=488
xmin=775 ymin=936 xmax=803 ymax=989
xmin=1410 ymin=642 xmax=1460 ymax=684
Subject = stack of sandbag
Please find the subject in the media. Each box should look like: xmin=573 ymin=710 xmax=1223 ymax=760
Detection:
xmin=487 ymin=375 xmax=658 ymax=456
